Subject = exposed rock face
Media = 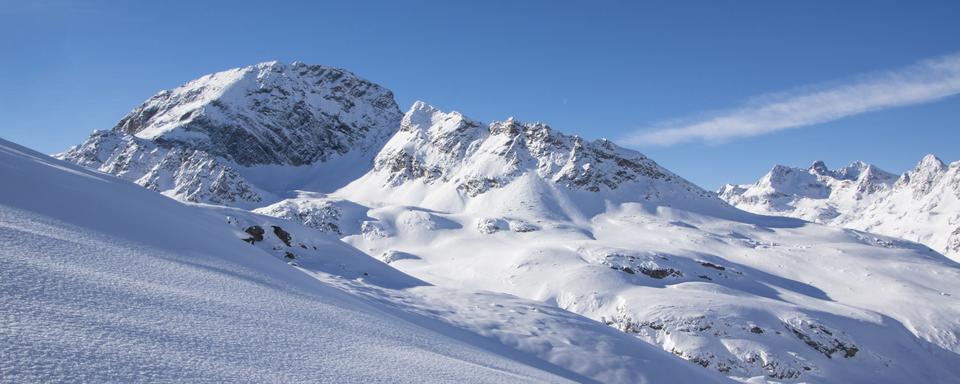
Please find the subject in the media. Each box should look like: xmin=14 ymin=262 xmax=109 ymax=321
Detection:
xmin=58 ymin=61 xmax=402 ymax=206
xmin=369 ymin=101 xmax=711 ymax=199
xmin=60 ymin=130 xmax=264 ymax=205
xmin=253 ymin=198 xmax=344 ymax=234
xmin=783 ymin=320 xmax=859 ymax=359
xmin=719 ymin=156 xmax=960 ymax=260
xmin=112 ymin=61 xmax=399 ymax=166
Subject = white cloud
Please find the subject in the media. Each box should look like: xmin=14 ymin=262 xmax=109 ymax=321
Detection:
xmin=622 ymin=53 xmax=960 ymax=146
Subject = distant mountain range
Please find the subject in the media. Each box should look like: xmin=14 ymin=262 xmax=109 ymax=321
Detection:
xmin=719 ymin=155 xmax=960 ymax=260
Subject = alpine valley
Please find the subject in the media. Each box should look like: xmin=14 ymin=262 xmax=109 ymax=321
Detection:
xmin=5 ymin=61 xmax=959 ymax=383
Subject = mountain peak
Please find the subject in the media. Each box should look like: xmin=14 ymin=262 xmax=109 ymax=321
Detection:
xmin=917 ymin=154 xmax=946 ymax=171
xmin=843 ymin=160 xmax=871 ymax=174
xmin=58 ymin=61 xmax=404 ymax=206
xmin=108 ymin=61 xmax=401 ymax=166
xmin=895 ymin=153 xmax=949 ymax=195
xmin=809 ymin=160 xmax=830 ymax=175
xmin=836 ymin=160 xmax=892 ymax=182
xmin=256 ymin=59 xmax=283 ymax=69
xmin=401 ymin=101 xmax=472 ymax=135
xmin=765 ymin=164 xmax=801 ymax=180
xmin=408 ymin=100 xmax=434 ymax=112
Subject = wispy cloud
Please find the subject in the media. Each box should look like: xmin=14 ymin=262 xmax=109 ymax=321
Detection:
xmin=622 ymin=53 xmax=960 ymax=146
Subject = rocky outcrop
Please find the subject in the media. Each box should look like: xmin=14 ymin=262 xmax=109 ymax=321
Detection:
xmin=254 ymin=198 xmax=345 ymax=234
xmin=59 ymin=130 xmax=264 ymax=205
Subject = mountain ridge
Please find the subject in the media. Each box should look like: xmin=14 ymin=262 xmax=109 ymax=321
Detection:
xmin=719 ymin=155 xmax=960 ymax=259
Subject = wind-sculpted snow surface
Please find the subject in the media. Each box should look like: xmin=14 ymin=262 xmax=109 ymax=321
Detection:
xmin=720 ymin=156 xmax=960 ymax=260
xmin=1 ymin=138 xmax=731 ymax=383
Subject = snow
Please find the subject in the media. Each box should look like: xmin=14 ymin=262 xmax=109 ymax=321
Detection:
xmin=42 ymin=60 xmax=960 ymax=383
xmin=132 ymin=66 xmax=249 ymax=140
xmin=319 ymin=103 xmax=960 ymax=382
xmin=336 ymin=191 xmax=960 ymax=382
xmin=56 ymin=61 xmax=402 ymax=207
xmin=126 ymin=61 xmax=398 ymax=154
xmin=720 ymin=156 xmax=960 ymax=260
xmin=338 ymin=102 xmax=717 ymax=218
xmin=1 ymin=137 xmax=730 ymax=383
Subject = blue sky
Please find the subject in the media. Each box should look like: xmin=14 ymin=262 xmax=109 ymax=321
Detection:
xmin=2 ymin=0 xmax=959 ymax=189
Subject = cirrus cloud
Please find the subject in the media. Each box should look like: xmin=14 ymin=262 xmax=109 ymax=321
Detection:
xmin=622 ymin=52 xmax=960 ymax=146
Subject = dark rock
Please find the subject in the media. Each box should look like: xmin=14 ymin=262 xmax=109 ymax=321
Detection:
xmin=699 ymin=261 xmax=726 ymax=270
xmin=272 ymin=226 xmax=292 ymax=247
xmin=639 ymin=267 xmax=683 ymax=279
xmin=784 ymin=322 xmax=859 ymax=359
xmin=243 ymin=226 xmax=265 ymax=244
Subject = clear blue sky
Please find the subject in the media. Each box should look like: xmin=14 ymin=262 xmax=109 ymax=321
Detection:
xmin=3 ymin=0 xmax=959 ymax=189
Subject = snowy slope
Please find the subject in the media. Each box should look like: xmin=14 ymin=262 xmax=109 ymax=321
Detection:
xmin=0 ymin=137 xmax=729 ymax=383
xmin=297 ymin=103 xmax=960 ymax=383
xmin=338 ymin=199 xmax=960 ymax=382
xmin=719 ymin=156 xmax=960 ymax=260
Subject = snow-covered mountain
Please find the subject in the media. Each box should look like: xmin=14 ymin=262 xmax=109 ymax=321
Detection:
xmin=43 ymin=61 xmax=960 ymax=383
xmin=337 ymin=100 xmax=717 ymax=217
xmin=719 ymin=156 xmax=960 ymax=260
xmin=321 ymin=103 xmax=960 ymax=382
xmin=2 ymin=139 xmax=732 ymax=383
xmin=57 ymin=61 xmax=401 ymax=207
